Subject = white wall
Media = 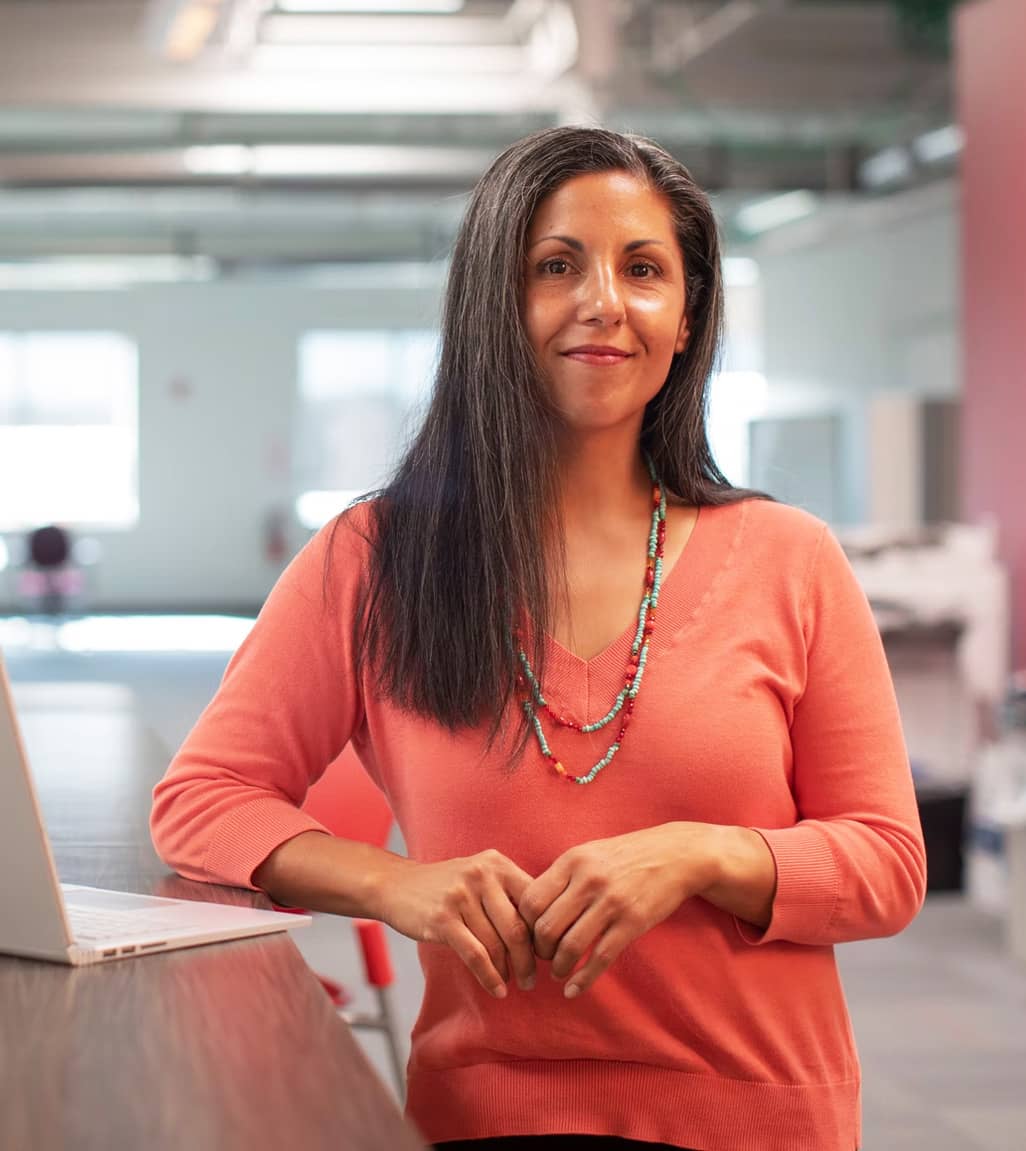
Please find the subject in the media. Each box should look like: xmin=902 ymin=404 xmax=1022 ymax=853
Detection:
xmin=1 ymin=279 xmax=442 ymax=610
xmin=752 ymin=179 xmax=960 ymax=523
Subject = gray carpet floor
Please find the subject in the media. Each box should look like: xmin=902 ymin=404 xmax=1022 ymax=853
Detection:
xmin=5 ymin=640 xmax=1026 ymax=1150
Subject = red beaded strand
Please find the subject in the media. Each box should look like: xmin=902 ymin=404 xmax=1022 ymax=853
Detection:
xmin=513 ymin=464 xmax=667 ymax=784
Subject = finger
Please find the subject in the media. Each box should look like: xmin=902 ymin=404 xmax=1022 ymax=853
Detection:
xmin=497 ymin=860 xmax=537 ymax=907
xmin=518 ymin=861 xmax=573 ymax=934
xmin=459 ymin=905 xmax=510 ymax=984
xmin=529 ymin=877 xmax=592 ymax=962
xmin=561 ymin=923 xmax=634 ymax=999
xmin=481 ymin=886 xmax=536 ymax=990
xmin=443 ymin=921 xmax=510 ymax=999
xmin=548 ymin=903 xmax=611 ymax=981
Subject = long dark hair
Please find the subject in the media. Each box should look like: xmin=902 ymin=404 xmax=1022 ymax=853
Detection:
xmin=330 ymin=126 xmax=766 ymax=735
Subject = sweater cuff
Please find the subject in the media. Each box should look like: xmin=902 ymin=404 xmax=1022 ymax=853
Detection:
xmin=202 ymin=795 xmax=331 ymax=891
xmin=734 ymin=825 xmax=838 ymax=946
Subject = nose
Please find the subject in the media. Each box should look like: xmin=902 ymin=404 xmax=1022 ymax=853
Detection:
xmin=576 ymin=263 xmax=624 ymax=326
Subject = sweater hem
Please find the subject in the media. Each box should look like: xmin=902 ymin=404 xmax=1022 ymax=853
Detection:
xmin=407 ymin=1058 xmax=861 ymax=1151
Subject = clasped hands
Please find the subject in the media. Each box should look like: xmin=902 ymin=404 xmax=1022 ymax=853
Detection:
xmin=380 ymin=822 xmax=729 ymax=1001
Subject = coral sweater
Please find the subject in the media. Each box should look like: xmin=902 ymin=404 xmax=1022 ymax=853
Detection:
xmin=151 ymin=497 xmax=926 ymax=1151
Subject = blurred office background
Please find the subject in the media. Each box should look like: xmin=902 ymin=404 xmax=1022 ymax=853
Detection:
xmin=1 ymin=2 xmax=1025 ymax=1148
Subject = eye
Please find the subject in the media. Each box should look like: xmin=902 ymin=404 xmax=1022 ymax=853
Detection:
xmin=628 ymin=261 xmax=659 ymax=278
xmin=539 ymin=258 xmax=571 ymax=275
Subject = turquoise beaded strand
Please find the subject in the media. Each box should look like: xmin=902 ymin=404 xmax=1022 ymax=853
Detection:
xmin=515 ymin=455 xmax=667 ymax=785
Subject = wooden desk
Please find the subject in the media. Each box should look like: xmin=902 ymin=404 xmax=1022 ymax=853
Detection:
xmin=0 ymin=684 xmax=426 ymax=1151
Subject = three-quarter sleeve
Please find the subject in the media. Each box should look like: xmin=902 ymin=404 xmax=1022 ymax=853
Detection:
xmin=738 ymin=524 xmax=927 ymax=947
xmin=150 ymin=510 xmax=370 ymax=890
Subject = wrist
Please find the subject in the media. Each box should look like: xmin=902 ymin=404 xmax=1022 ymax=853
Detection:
xmin=707 ymin=825 xmax=755 ymax=888
xmin=695 ymin=823 xmax=736 ymax=896
xmin=664 ymin=821 xmax=728 ymax=896
xmin=363 ymin=850 xmax=415 ymax=923
xmin=700 ymin=825 xmax=777 ymax=928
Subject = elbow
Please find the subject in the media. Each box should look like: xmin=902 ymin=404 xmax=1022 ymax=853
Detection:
xmin=878 ymin=832 xmax=928 ymax=937
xmin=148 ymin=789 xmax=173 ymax=867
xmin=149 ymin=772 xmax=177 ymax=863
xmin=838 ymin=826 xmax=928 ymax=942
xmin=149 ymin=776 xmax=209 ymax=884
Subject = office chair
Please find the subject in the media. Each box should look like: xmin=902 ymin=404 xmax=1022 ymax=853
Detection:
xmin=21 ymin=524 xmax=83 ymax=615
xmin=294 ymin=745 xmax=407 ymax=1100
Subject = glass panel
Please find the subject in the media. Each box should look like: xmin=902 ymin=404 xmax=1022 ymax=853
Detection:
xmin=0 ymin=426 xmax=138 ymax=529
xmin=395 ymin=330 xmax=439 ymax=407
xmin=296 ymin=329 xmax=439 ymax=521
xmin=300 ymin=331 xmax=393 ymax=400
xmin=748 ymin=414 xmax=841 ymax=522
xmin=19 ymin=333 xmax=136 ymax=426
xmin=0 ymin=331 xmax=139 ymax=530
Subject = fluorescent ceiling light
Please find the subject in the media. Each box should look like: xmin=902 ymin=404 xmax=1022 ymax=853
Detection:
xmin=0 ymin=256 xmax=215 ymax=290
xmin=275 ymin=0 xmax=465 ymax=11
xmin=735 ymin=191 xmax=817 ymax=236
xmin=859 ymin=146 xmax=912 ymax=189
xmin=249 ymin=42 xmax=524 ymax=72
xmin=912 ymin=124 xmax=964 ymax=165
xmin=182 ymin=144 xmax=253 ymax=174
xmin=260 ymin=2 xmax=575 ymax=77
xmin=183 ymin=143 xmax=494 ymax=178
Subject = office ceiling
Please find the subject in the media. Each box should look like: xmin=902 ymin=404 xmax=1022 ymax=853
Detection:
xmin=0 ymin=0 xmax=959 ymax=270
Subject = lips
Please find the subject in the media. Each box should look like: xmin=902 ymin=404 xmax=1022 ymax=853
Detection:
xmin=562 ymin=345 xmax=634 ymax=364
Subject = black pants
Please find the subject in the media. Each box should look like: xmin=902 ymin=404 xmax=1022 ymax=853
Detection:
xmin=434 ymin=1139 xmax=693 ymax=1150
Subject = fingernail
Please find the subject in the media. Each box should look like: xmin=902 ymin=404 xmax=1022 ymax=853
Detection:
xmin=520 ymin=975 xmax=535 ymax=991
xmin=564 ymin=984 xmax=580 ymax=1000
xmin=492 ymin=984 xmax=507 ymax=999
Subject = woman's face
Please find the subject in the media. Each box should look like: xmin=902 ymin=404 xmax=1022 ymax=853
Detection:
xmin=522 ymin=169 xmax=690 ymax=437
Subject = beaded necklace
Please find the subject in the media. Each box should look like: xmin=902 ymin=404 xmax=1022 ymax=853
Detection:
xmin=514 ymin=454 xmax=667 ymax=785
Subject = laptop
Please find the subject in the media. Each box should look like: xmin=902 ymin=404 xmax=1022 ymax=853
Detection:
xmin=0 ymin=652 xmax=310 ymax=966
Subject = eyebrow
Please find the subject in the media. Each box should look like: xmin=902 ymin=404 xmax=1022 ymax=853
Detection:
xmin=529 ymin=235 xmax=668 ymax=252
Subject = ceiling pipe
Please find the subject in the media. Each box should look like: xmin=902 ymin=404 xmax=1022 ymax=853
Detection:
xmin=661 ymin=0 xmax=791 ymax=71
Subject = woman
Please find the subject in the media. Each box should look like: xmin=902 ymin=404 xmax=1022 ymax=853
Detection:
xmin=151 ymin=127 xmax=926 ymax=1151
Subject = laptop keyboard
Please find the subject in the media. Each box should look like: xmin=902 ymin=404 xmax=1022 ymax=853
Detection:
xmin=67 ymin=905 xmax=178 ymax=944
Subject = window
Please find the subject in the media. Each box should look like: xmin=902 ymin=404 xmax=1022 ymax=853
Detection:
xmin=295 ymin=329 xmax=438 ymax=529
xmin=0 ymin=332 xmax=139 ymax=530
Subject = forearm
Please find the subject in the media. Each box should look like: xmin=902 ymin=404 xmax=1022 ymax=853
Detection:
xmin=693 ymin=824 xmax=777 ymax=929
xmin=252 ymin=830 xmax=413 ymax=920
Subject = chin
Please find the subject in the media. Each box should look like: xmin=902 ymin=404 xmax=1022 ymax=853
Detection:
xmin=554 ymin=407 xmax=641 ymax=436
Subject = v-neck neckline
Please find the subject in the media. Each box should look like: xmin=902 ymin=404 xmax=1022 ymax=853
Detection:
xmin=542 ymin=500 xmax=704 ymax=672
xmin=527 ymin=499 xmax=748 ymax=726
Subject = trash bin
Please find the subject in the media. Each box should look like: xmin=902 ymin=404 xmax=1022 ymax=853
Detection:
xmin=915 ymin=781 xmax=967 ymax=893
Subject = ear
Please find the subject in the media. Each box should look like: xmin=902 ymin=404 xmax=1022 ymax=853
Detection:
xmin=674 ymin=314 xmax=690 ymax=355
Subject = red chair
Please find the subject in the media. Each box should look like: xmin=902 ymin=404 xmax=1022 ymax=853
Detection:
xmin=297 ymin=746 xmax=406 ymax=1098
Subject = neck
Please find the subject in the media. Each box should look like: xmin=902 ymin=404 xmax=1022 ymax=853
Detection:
xmin=554 ymin=430 xmax=652 ymax=534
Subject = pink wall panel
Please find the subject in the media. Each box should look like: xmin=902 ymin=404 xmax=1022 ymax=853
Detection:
xmin=957 ymin=0 xmax=1026 ymax=670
